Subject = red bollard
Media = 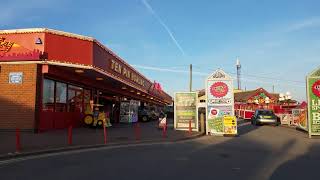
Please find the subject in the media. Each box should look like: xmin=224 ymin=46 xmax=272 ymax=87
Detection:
xmin=162 ymin=124 xmax=167 ymax=138
xmin=134 ymin=123 xmax=141 ymax=140
xmin=16 ymin=128 xmax=21 ymax=153
xmin=189 ymin=120 xmax=192 ymax=135
xmin=103 ymin=122 xmax=107 ymax=144
xmin=68 ymin=125 xmax=73 ymax=145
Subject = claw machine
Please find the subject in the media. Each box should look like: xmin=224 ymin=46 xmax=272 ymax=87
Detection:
xmin=120 ymin=100 xmax=139 ymax=123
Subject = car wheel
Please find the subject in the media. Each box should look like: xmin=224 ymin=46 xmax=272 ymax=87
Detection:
xmin=83 ymin=115 xmax=94 ymax=126
xmin=141 ymin=116 xmax=148 ymax=122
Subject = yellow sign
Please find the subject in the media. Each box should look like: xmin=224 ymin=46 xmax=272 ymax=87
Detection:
xmin=0 ymin=37 xmax=14 ymax=53
xmin=223 ymin=115 xmax=237 ymax=135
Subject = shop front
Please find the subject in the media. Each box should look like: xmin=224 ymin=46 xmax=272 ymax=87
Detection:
xmin=0 ymin=28 xmax=172 ymax=132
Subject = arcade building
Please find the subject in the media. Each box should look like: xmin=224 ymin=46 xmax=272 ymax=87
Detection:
xmin=0 ymin=28 xmax=172 ymax=132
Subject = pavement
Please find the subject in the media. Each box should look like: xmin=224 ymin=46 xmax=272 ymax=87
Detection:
xmin=0 ymin=118 xmax=203 ymax=160
xmin=0 ymin=120 xmax=317 ymax=180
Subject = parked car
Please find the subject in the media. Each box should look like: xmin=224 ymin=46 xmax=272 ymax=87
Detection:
xmin=251 ymin=109 xmax=279 ymax=126
xmin=138 ymin=106 xmax=164 ymax=122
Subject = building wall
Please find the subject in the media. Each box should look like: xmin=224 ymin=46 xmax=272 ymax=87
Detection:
xmin=0 ymin=64 xmax=38 ymax=129
xmin=45 ymin=33 xmax=93 ymax=65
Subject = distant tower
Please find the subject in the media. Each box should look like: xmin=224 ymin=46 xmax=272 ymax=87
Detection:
xmin=236 ymin=58 xmax=241 ymax=90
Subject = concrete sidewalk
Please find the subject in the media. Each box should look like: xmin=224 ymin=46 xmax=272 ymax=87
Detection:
xmin=0 ymin=119 xmax=203 ymax=159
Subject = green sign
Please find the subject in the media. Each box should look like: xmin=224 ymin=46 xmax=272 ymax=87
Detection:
xmin=174 ymin=92 xmax=198 ymax=131
xmin=207 ymin=116 xmax=223 ymax=133
xmin=308 ymin=77 xmax=320 ymax=136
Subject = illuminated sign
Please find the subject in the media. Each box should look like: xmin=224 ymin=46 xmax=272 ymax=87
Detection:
xmin=0 ymin=37 xmax=14 ymax=53
xmin=110 ymin=59 xmax=145 ymax=87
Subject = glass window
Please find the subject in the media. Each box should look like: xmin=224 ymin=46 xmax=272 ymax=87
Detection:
xmin=43 ymin=79 xmax=55 ymax=112
xmin=55 ymin=82 xmax=67 ymax=112
xmin=68 ymin=85 xmax=83 ymax=112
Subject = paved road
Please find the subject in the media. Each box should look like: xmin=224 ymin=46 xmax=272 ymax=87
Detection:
xmin=1 ymin=123 xmax=319 ymax=180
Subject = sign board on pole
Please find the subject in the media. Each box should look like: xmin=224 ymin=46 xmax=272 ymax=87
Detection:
xmin=307 ymin=67 xmax=320 ymax=137
xmin=206 ymin=69 xmax=235 ymax=136
xmin=223 ymin=115 xmax=237 ymax=135
xmin=174 ymin=92 xmax=198 ymax=131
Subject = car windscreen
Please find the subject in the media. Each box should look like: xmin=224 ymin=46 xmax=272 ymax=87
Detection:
xmin=258 ymin=110 xmax=274 ymax=116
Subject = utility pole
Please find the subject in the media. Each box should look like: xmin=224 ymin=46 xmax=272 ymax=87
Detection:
xmin=189 ymin=64 xmax=192 ymax=92
xmin=272 ymin=85 xmax=275 ymax=93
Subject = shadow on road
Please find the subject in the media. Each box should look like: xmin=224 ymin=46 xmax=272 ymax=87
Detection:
xmin=270 ymin=144 xmax=320 ymax=180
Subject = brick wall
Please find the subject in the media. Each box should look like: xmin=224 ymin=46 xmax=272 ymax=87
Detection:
xmin=0 ymin=64 xmax=38 ymax=130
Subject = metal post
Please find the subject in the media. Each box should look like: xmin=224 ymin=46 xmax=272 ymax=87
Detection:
xmin=200 ymin=112 xmax=205 ymax=133
xmin=16 ymin=128 xmax=21 ymax=152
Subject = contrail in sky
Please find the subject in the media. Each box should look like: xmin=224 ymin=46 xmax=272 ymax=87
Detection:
xmin=141 ymin=0 xmax=186 ymax=56
xmin=132 ymin=64 xmax=305 ymax=88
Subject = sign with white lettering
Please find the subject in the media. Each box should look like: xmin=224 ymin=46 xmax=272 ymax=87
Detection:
xmin=9 ymin=72 xmax=23 ymax=84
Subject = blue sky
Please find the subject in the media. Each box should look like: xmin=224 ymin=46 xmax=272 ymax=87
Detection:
xmin=2 ymin=0 xmax=320 ymax=101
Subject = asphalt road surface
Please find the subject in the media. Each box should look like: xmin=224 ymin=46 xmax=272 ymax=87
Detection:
xmin=1 ymin=122 xmax=320 ymax=180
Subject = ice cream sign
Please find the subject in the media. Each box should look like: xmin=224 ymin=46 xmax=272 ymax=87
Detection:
xmin=307 ymin=67 xmax=320 ymax=137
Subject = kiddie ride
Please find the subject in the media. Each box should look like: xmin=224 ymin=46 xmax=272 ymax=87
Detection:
xmin=83 ymin=104 xmax=112 ymax=128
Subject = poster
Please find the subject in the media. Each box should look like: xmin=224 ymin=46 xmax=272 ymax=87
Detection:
xmin=206 ymin=69 xmax=235 ymax=136
xmin=297 ymin=109 xmax=308 ymax=130
xmin=308 ymin=78 xmax=320 ymax=136
xmin=292 ymin=109 xmax=308 ymax=131
xmin=174 ymin=92 xmax=198 ymax=131
xmin=223 ymin=115 xmax=237 ymax=135
xmin=207 ymin=106 xmax=232 ymax=134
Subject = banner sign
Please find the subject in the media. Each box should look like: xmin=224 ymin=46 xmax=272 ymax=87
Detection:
xmin=174 ymin=92 xmax=198 ymax=131
xmin=206 ymin=69 xmax=235 ymax=136
xmin=292 ymin=109 xmax=308 ymax=131
xmin=223 ymin=115 xmax=237 ymax=135
xmin=308 ymin=77 xmax=320 ymax=136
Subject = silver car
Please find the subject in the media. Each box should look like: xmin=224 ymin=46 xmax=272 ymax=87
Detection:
xmin=251 ymin=109 xmax=279 ymax=126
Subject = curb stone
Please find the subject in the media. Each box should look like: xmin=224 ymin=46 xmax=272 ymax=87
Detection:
xmin=0 ymin=132 xmax=205 ymax=161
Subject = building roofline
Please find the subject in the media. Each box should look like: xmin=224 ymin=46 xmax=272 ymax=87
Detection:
xmin=0 ymin=28 xmax=156 ymax=86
